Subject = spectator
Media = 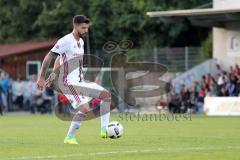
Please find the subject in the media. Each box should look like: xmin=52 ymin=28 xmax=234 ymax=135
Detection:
xmin=23 ymin=77 xmax=32 ymax=111
xmin=168 ymin=63 xmax=240 ymax=114
xmin=168 ymin=86 xmax=180 ymax=113
xmin=197 ymin=87 xmax=205 ymax=113
xmin=207 ymin=85 xmax=217 ymax=97
xmin=180 ymin=84 xmax=191 ymax=113
xmin=0 ymin=84 xmax=4 ymax=115
xmin=0 ymin=71 xmax=10 ymax=111
xmin=12 ymin=77 xmax=24 ymax=110
xmin=219 ymin=86 xmax=229 ymax=97
xmin=217 ymin=72 xmax=225 ymax=95
xmin=44 ymin=86 xmax=55 ymax=113
xmin=235 ymin=64 xmax=240 ymax=76
xmin=41 ymin=88 xmax=54 ymax=114
xmin=192 ymin=81 xmax=200 ymax=100
xmin=209 ymin=77 xmax=217 ymax=90
xmin=226 ymin=77 xmax=238 ymax=96
xmin=230 ymin=66 xmax=235 ymax=76
xmin=213 ymin=64 xmax=222 ymax=77
xmin=30 ymin=75 xmax=44 ymax=113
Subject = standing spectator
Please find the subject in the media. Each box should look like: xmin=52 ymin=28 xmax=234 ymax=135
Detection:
xmin=12 ymin=77 xmax=24 ymax=110
xmin=230 ymin=66 xmax=235 ymax=76
xmin=30 ymin=75 xmax=43 ymax=113
xmin=209 ymin=77 xmax=217 ymax=95
xmin=235 ymin=64 xmax=240 ymax=76
xmin=213 ymin=64 xmax=222 ymax=77
xmin=24 ymin=78 xmax=32 ymax=111
xmin=180 ymin=84 xmax=191 ymax=113
xmin=197 ymin=87 xmax=205 ymax=113
xmin=44 ymin=86 xmax=55 ymax=113
xmin=0 ymin=71 xmax=11 ymax=111
xmin=168 ymin=86 xmax=180 ymax=113
xmin=205 ymin=73 xmax=212 ymax=85
xmin=0 ymin=84 xmax=4 ymax=115
xmin=217 ymin=73 xmax=225 ymax=96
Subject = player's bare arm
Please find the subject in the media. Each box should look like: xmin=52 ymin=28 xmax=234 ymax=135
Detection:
xmin=46 ymin=56 xmax=60 ymax=87
xmin=37 ymin=51 xmax=58 ymax=90
xmin=52 ymin=55 xmax=60 ymax=74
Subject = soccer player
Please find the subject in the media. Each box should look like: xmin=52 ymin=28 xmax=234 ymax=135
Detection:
xmin=37 ymin=15 xmax=111 ymax=144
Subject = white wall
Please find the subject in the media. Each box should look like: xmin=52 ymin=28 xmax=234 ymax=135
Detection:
xmin=213 ymin=0 xmax=240 ymax=69
xmin=214 ymin=0 xmax=240 ymax=9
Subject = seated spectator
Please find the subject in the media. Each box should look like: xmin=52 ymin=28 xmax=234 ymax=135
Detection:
xmin=219 ymin=86 xmax=229 ymax=97
xmin=207 ymin=85 xmax=217 ymax=97
xmin=156 ymin=95 xmax=167 ymax=111
xmin=226 ymin=75 xmax=239 ymax=96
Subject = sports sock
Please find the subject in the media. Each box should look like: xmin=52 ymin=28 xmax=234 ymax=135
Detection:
xmin=66 ymin=111 xmax=85 ymax=138
xmin=100 ymin=101 xmax=110 ymax=129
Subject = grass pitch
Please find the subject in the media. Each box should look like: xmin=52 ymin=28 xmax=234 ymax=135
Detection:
xmin=0 ymin=113 xmax=240 ymax=160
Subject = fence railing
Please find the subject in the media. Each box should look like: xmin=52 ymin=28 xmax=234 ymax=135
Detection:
xmin=126 ymin=47 xmax=205 ymax=72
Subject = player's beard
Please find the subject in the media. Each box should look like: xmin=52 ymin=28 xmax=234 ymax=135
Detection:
xmin=78 ymin=32 xmax=88 ymax=38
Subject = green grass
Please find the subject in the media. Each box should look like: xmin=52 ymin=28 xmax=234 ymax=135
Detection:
xmin=0 ymin=113 xmax=240 ymax=160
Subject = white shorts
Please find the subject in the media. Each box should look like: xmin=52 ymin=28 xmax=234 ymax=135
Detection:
xmin=58 ymin=81 xmax=106 ymax=109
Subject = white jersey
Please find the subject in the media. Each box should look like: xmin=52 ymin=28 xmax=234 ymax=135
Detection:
xmin=51 ymin=33 xmax=84 ymax=85
xmin=51 ymin=33 xmax=102 ymax=109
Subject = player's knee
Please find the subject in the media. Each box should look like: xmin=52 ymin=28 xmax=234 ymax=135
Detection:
xmin=99 ymin=90 xmax=111 ymax=102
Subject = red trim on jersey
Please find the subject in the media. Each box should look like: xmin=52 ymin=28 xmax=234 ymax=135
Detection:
xmin=62 ymin=53 xmax=81 ymax=103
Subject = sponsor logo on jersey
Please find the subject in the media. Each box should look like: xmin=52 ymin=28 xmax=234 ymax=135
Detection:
xmin=73 ymin=53 xmax=82 ymax=57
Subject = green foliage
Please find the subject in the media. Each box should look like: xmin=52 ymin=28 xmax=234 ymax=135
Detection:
xmin=0 ymin=0 xmax=43 ymax=42
xmin=0 ymin=0 xmax=211 ymax=49
xmin=200 ymin=31 xmax=213 ymax=59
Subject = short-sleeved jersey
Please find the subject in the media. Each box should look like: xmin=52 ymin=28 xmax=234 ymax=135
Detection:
xmin=51 ymin=33 xmax=84 ymax=85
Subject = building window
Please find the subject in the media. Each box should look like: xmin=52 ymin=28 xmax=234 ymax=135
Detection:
xmin=26 ymin=61 xmax=41 ymax=79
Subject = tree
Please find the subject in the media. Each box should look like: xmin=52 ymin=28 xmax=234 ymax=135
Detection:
xmin=0 ymin=0 xmax=211 ymax=50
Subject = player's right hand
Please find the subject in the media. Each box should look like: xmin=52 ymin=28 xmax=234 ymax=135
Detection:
xmin=36 ymin=78 xmax=46 ymax=90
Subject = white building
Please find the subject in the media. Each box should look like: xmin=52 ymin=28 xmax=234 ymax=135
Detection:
xmin=147 ymin=0 xmax=240 ymax=70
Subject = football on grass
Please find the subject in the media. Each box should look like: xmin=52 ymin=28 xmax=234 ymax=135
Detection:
xmin=106 ymin=121 xmax=123 ymax=139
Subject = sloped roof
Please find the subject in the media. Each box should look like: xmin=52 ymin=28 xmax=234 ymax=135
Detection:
xmin=146 ymin=8 xmax=240 ymax=27
xmin=0 ymin=39 xmax=57 ymax=58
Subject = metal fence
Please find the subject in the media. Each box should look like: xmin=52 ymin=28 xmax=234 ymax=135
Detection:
xmin=127 ymin=47 xmax=205 ymax=73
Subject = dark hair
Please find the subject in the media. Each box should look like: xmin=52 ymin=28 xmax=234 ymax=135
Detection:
xmin=73 ymin=15 xmax=90 ymax=25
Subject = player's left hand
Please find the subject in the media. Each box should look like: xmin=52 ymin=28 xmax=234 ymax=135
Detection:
xmin=46 ymin=72 xmax=56 ymax=87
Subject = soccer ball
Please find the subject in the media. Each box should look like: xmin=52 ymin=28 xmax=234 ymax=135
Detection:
xmin=106 ymin=121 xmax=123 ymax=139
